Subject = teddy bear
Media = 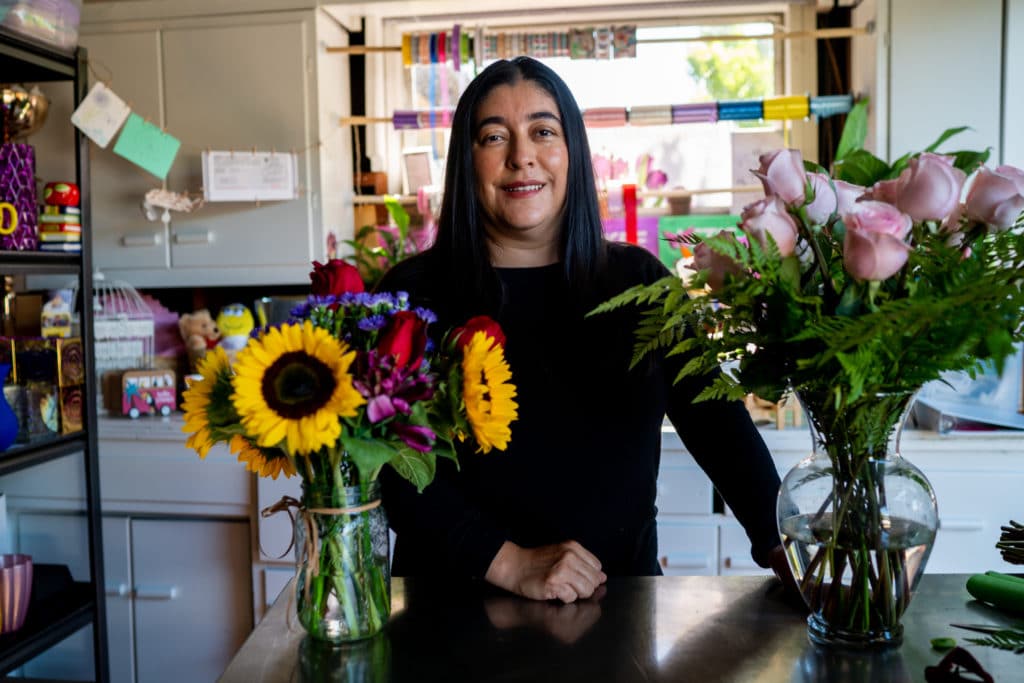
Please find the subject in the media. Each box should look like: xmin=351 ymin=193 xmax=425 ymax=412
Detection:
xmin=178 ymin=309 xmax=221 ymax=371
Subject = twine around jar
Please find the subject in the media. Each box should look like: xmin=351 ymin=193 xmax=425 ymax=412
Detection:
xmin=260 ymin=495 xmax=383 ymax=614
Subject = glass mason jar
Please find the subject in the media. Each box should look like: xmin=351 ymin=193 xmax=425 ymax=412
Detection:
xmin=295 ymin=480 xmax=391 ymax=643
xmin=777 ymin=390 xmax=939 ymax=648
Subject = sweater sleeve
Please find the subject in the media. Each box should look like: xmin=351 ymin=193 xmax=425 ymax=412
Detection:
xmin=375 ymin=257 xmax=508 ymax=578
xmin=627 ymin=247 xmax=782 ymax=568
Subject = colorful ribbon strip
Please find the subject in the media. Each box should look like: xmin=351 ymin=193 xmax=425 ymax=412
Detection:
xmin=387 ymin=96 xmax=851 ymax=130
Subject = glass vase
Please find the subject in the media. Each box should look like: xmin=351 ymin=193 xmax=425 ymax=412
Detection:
xmin=295 ymin=480 xmax=391 ymax=643
xmin=777 ymin=390 xmax=938 ymax=648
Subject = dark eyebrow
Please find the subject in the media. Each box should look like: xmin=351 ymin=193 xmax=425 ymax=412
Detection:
xmin=475 ymin=111 xmax=562 ymax=130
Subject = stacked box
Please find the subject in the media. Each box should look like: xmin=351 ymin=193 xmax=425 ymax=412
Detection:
xmin=7 ymin=337 xmax=85 ymax=439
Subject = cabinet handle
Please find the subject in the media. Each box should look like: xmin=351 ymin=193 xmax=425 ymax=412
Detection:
xmin=134 ymin=584 xmax=180 ymax=600
xmin=659 ymin=553 xmax=710 ymax=570
xmin=105 ymin=582 xmax=131 ymax=597
xmin=120 ymin=233 xmax=162 ymax=247
xmin=939 ymin=518 xmax=985 ymax=532
xmin=173 ymin=229 xmax=213 ymax=245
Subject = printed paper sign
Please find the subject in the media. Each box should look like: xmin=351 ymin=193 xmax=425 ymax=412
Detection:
xmin=70 ymin=82 xmax=131 ymax=149
xmin=201 ymin=151 xmax=299 ymax=202
xmin=112 ymin=113 xmax=181 ymax=180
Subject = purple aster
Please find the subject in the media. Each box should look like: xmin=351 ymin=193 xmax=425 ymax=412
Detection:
xmin=357 ymin=315 xmax=387 ymax=331
xmin=390 ymin=423 xmax=435 ymax=453
xmin=414 ymin=307 xmax=437 ymax=324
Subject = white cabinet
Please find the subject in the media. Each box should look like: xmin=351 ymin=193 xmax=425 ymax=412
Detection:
xmin=12 ymin=511 xmax=251 ymax=683
xmin=78 ymin=3 xmax=354 ymax=287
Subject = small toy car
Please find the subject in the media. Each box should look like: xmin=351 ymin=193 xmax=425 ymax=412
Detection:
xmin=121 ymin=370 xmax=176 ymax=418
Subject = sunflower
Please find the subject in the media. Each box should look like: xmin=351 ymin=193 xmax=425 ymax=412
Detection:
xmin=461 ymin=331 xmax=518 ymax=453
xmin=229 ymin=434 xmax=296 ymax=480
xmin=182 ymin=346 xmax=234 ymax=458
xmin=232 ymin=321 xmax=365 ymax=456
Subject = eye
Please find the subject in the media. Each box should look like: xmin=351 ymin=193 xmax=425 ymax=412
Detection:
xmin=478 ymin=129 xmax=506 ymax=145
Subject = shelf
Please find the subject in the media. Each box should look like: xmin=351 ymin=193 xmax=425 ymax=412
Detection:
xmin=0 ymin=565 xmax=95 ymax=675
xmin=0 ymin=433 xmax=87 ymax=477
xmin=0 ymin=28 xmax=76 ymax=81
xmin=0 ymin=251 xmax=82 ymax=276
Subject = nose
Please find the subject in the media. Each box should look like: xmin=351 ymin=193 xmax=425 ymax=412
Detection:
xmin=507 ymin=135 xmax=536 ymax=169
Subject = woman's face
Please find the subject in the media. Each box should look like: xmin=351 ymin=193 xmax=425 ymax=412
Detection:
xmin=472 ymin=80 xmax=569 ymax=253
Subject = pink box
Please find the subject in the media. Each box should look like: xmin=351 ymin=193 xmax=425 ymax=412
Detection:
xmin=602 ymin=215 xmax=661 ymax=256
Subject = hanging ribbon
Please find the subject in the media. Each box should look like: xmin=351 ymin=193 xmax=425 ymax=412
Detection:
xmin=623 ymin=183 xmax=638 ymax=245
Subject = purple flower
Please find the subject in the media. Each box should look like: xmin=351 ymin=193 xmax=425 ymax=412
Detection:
xmin=390 ymin=423 xmax=435 ymax=452
xmin=414 ymin=307 xmax=437 ymax=324
xmin=358 ymin=315 xmax=387 ymax=331
xmin=366 ymin=395 xmax=396 ymax=423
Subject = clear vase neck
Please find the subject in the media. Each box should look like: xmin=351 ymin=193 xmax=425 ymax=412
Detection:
xmin=302 ymin=479 xmax=381 ymax=507
xmin=797 ymin=390 xmax=918 ymax=459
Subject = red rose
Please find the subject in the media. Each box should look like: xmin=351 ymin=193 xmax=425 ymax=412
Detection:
xmin=378 ymin=311 xmax=428 ymax=370
xmin=310 ymin=259 xmax=364 ymax=296
xmin=452 ymin=315 xmax=506 ymax=352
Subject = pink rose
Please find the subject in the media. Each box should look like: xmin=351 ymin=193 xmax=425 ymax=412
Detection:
xmin=965 ymin=165 xmax=1024 ymax=231
xmin=693 ymin=231 xmax=744 ymax=291
xmin=865 ymin=154 xmax=965 ymax=222
xmin=752 ymin=149 xmax=807 ymax=206
xmin=740 ymin=196 xmax=799 ymax=257
xmin=896 ymin=153 xmax=965 ymax=222
xmin=805 ymin=173 xmax=838 ymax=225
xmin=842 ymin=201 xmax=912 ymax=282
xmin=834 ymin=180 xmax=866 ymax=215
xmin=843 ymin=200 xmax=912 ymax=238
xmin=940 ymin=202 xmax=966 ymax=234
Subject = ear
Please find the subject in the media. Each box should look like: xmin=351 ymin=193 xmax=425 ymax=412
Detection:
xmin=178 ymin=314 xmax=193 ymax=333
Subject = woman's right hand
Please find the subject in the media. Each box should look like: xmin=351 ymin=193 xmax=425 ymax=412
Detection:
xmin=485 ymin=540 xmax=607 ymax=603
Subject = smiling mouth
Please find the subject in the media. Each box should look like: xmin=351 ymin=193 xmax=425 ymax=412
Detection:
xmin=503 ymin=183 xmax=544 ymax=193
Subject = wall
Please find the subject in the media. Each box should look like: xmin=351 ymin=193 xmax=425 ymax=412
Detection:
xmin=852 ymin=0 xmax=1022 ymax=166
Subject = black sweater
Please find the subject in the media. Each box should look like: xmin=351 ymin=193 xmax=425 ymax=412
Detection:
xmin=377 ymin=243 xmax=781 ymax=578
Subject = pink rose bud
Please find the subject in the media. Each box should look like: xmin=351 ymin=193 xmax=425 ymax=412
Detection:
xmin=965 ymin=164 xmax=1024 ymax=231
xmin=843 ymin=228 xmax=912 ymax=282
xmin=805 ymin=173 xmax=838 ymax=225
xmin=693 ymin=230 xmax=743 ymax=291
xmin=893 ymin=153 xmax=966 ymax=222
xmin=843 ymin=200 xmax=912 ymax=238
xmin=941 ymin=202 xmax=966 ymax=234
xmin=753 ymin=149 xmax=807 ymax=206
xmin=834 ymin=180 xmax=866 ymax=216
xmin=740 ymin=196 xmax=799 ymax=257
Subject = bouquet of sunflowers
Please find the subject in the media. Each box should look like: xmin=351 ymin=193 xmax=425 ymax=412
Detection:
xmin=181 ymin=259 xmax=518 ymax=642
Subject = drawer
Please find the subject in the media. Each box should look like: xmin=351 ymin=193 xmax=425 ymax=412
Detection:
xmin=656 ymin=518 xmax=716 ymax=576
xmin=656 ymin=462 xmax=713 ymax=515
xmin=718 ymin=522 xmax=772 ymax=576
xmin=99 ymin=439 xmax=251 ymax=514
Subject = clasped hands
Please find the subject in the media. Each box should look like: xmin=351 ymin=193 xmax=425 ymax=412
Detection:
xmin=485 ymin=540 xmax=606 ymax=604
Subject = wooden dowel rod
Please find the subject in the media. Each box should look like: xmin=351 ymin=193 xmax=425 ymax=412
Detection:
xmin=326 ymin=24 xmax=873 ymax=57
xmin=340 ymin=116 xmax=394 ymax=126
xmin=352 ymin=185 xmax=761 ymax=205
xmin=326 ymin=46 xmax=402 ymax=54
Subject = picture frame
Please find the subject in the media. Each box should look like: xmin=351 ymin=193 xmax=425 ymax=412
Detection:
xmin=402 ymin=146 xmax=437 ymax=196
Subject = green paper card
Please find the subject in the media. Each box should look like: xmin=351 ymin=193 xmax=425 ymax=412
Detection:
xmin=112 ymin=113 xmax=181 ymax=180
xmin=657 ymin=214 xmax=740 ymax=268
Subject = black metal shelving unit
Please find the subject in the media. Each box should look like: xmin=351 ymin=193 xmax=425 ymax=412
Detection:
xmin=0 ymin=27 xmax=109 ymax=683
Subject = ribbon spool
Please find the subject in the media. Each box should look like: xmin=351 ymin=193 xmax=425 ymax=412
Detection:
xmin=583 ymin=107 xmax=627 ymax=128
xmin=671 ymin=103 xmax=718 ymax=124
xmin=810 ymin=94 xmax=854 ymax=119
xmin=763 ymin=95 xmax=809 ymax=120
xmin=718 ymin=99 xmax=764 ymax=121
xmin=628 ymin=105 xmax=673 ymax=127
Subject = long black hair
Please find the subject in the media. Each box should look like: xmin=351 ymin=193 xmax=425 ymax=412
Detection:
xmin=428 ymin=56 xmax=607 ymax=317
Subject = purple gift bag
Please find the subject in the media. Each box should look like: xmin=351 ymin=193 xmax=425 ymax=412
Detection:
xmin=0 ymin=143 xmax=40 ymax=251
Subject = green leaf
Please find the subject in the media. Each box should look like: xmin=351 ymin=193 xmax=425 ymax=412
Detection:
xmin=948 ymin=149 xmax=991 ymax=174
xmin=388 ymin=447 xmax=436 ymax=493
xmin=834 ymin=149 xmax=890 ymax=186
xmin=930 ymin=637 xmax=956 ymax=651
xmin=342 ymin=436 xmax=399 ymax=480
xmin=384 ymin=195 xmax=410 ymax=234
xmin=924 ymin=126 xmax=969 ymax=153
xmin=834 ymin=98 xmax=869 ymax=163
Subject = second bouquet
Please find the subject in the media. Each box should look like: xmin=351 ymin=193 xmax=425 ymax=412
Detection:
xmin=182 ymin=259 xmax=518 ymax=642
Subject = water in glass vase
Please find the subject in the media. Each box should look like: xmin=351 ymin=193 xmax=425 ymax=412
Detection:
xmin=779 ymin=513 xmax=935 ymax=648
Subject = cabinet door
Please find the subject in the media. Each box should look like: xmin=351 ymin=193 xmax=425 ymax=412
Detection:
xmin=18 ymin=514 xmax=134 ymax=682
xmin=655 ymin=518 xmax=717 ymax=576
xmin=718 ymin=522 xmax=772 ymax=576
xmin=79 ymin=29 xmax=171 ymax=273
xmin=131 ymin=518 xmax=252 ymax=683
xmin=162 ymin=19 xmax=314 ymax=273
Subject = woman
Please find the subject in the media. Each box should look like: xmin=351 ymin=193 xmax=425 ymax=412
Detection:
xmin=378 ymin=56 xmax=788 ymax=604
